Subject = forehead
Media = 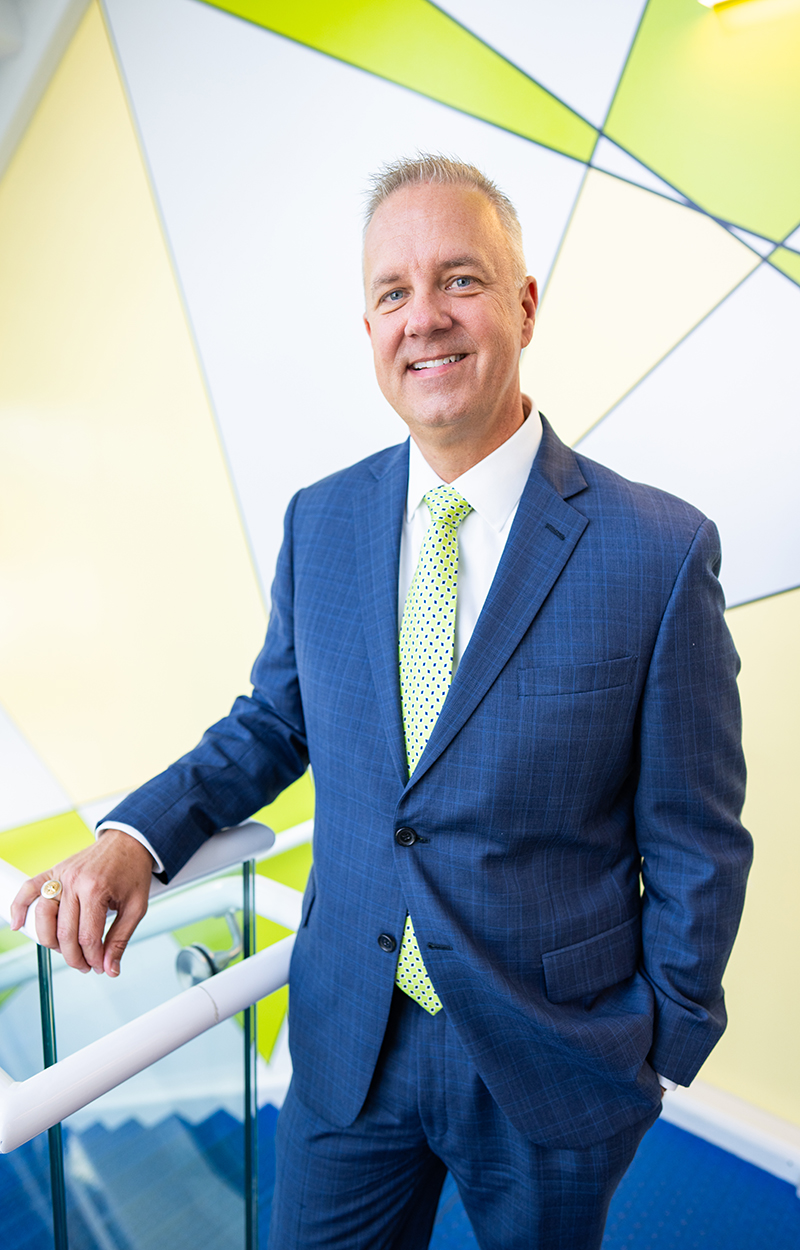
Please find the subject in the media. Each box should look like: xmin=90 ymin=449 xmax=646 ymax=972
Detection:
xmin=363 ymin=183 xmax=509 ymax=285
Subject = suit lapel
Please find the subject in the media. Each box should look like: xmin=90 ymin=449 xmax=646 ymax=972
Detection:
xmin=405 ymin=419 xmax=589 ymax=790
xmin=354 ymin=442 xmax=409 ymax=786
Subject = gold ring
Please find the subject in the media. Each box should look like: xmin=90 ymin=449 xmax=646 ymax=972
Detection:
xmin=41 ymin=879 xmax=63 ymax=901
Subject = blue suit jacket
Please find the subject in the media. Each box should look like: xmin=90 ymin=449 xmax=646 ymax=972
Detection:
xmin=107 ymin=418 xmax=751 ymax=1149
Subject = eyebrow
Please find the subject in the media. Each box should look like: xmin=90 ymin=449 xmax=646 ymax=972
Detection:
xmin=440 ymin=255 xmax=485 ymax=273
xmin=369 ymin=255 xmax=488 ymax=296
xmin=370 ymin=272 xmax=403 ymax=295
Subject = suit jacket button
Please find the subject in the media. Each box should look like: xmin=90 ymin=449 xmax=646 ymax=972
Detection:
xmin=378 ymin=933 xmax=397 ymax=953
xmin=395 ymin=827 xmax=417 ymax=846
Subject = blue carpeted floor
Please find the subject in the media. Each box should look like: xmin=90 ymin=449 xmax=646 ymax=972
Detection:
xmin=429 ymin=1119 xmax=800 ymax=1249
xmin=600 ymin=1120 xmax=800 ymax=1250
xmin=2 ymin=1110 xmax=798 ymax=1247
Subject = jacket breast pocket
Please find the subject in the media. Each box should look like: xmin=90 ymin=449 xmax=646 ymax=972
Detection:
xmin=542 ymin=914 xmax=641 ymax=1004
xmin=517 ymin=654 xmax=638 ymax=698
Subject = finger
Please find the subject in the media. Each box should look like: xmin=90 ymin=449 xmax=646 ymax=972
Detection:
xmin=76 ymin=896 xmax=112 ymax=974
xmin=10 ymin=871 xmax=52 ymax=931
xmin=103 ymin=895 xmax=149 ymax=977
xmin=33 ymin=895 xmax=62 ymax=950
xmin=54 ymin=889 xmax=93 ymax=974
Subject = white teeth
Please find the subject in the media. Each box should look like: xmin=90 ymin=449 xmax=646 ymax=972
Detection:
xmin=411 ymin=354 xmax=465 ymax=370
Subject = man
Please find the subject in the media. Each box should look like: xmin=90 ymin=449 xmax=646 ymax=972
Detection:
xmin=13 ymin=156 xmax=751 ymax=1248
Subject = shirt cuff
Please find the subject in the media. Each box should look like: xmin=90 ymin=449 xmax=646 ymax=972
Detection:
xmin=656 ymin=1074 xmax=679 ymax=1092
xmin=95 ymin=821 xmax=165 ymax=875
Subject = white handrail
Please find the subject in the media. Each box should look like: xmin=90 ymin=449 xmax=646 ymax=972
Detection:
xmin=257 ymin=818 xmax=313 ymax=860
xmin=0 ymin=935 xmax=294 ymax=1153
xmin=148 ymin=819 xmax=281 ymax=897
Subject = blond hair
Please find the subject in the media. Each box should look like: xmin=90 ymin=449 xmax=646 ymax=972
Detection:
xmin=364 ymin=154 xmax=527 ymax=285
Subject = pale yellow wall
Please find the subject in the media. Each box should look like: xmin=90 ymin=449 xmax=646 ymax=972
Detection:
xmin=698 ymin=589 xmax=800 ymax=1124
xmin=0 ymin=2 xmax=266 ymax=804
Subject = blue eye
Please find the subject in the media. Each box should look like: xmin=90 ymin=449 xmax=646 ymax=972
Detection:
xmin=451 ymin=276 xmax=472 ymax=289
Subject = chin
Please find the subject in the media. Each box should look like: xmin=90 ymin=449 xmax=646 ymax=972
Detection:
xmin=408 ymin=398 xmax=474 ymax=425
xmin=408 ymin=413 xmax=472 ymax=437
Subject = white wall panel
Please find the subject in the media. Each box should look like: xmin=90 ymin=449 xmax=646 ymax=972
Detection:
xmin=577 ymin=264 xmax=800 ymax=607
xmin=437 ymin=0 xmax=647 ymax=126
xmin=102 ymin=0 xmax=585 ymax=600
xmin=590 ymin=136 xmax=687 ymax=204
xmin=0 ymin=703 xmax=71 ymax=832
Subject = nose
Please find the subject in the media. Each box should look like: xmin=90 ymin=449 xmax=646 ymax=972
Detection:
xmin=403 ymin=291 xmax=453 ymax=338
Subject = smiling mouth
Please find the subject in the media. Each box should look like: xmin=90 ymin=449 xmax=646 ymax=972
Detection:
xmin=409 ymin=354 xmax=466 ymax=371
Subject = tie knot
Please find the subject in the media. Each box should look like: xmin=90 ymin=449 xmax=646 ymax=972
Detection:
xmin=424 ymin=485 xmax=472 ymax=530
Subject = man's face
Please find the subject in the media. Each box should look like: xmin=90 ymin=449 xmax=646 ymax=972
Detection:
xmin=363 ymin=182 xmax=537 ymax=451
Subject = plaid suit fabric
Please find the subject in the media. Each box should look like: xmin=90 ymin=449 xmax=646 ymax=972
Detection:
xmin=269 ymin=990 xmax=661 ymax=1250
xmin=105 ymin=418 xmax=751 ymax=1151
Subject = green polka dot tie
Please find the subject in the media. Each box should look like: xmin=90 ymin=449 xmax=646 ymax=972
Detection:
xmin=395 ymin=485 xmax=472 ymax=1015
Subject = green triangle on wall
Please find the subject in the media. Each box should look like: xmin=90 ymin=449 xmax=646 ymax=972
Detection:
xmin=0 ymin=810 xmax=93 ymax=876
xmin=202 ymin=0 xmax=596 ymax=162
xmin=604 ymin=0 xmax=800 ymax=243
xmin=769 ymin=246 xmax=800 ymax=289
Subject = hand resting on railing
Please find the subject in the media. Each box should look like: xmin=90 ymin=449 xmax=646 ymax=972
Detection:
xmin=7 ymin=819 xmax=279 ymax=977
xmin=10 ymin=830 xmax=154 ymax=978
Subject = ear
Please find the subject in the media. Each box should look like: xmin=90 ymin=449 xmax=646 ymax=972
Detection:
xmin=520 ymin=277 xmax=538 ymax=350
xmin=363 ymin=312 xmax=372 ymax=341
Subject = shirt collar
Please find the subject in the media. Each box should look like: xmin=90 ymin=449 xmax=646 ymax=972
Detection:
xmin=406 ymin=401 xmax=542 ymax=533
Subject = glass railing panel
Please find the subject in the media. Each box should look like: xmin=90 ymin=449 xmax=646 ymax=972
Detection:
xmin=0 ymin=926 xmax=57 ymax=1249
xmin=48 ymin=866 xmax=253 ymax=1250
xmin=0 ymin=824 xmax=309 ymax=1250
xmin=253 ymin=837 xmax=311 ymax=1244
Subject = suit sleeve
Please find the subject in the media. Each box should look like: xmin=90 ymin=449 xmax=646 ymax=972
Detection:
xmin=101 ymin=492 xmax=309 ymax=881
xmin=634 ymin=517 xmax=752 ymax=1086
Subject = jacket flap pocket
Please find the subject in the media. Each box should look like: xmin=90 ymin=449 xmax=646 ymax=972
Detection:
xmin=518 ymin=654 xmax=637 ymax=697
xmin=542 ymin=914 xmax=640 ymax=1004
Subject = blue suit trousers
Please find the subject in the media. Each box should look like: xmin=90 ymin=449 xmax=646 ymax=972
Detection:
xmin=269 ymin=990 xmax=660 ymax=1249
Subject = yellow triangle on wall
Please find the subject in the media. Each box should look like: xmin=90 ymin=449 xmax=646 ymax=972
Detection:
xmin=522 ymin=171 xmax=760 ymax=447
xmin=0 ymin=2 xmax=266 ymax=805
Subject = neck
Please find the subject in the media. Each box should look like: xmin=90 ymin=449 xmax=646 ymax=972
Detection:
xmin=409 ymin=395 xmax=532 ymax=483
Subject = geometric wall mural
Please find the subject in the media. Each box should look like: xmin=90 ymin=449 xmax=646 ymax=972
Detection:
xmin=525 ymin=168 xmax=761 ymax=449
xmin=1 ymin=0 xmax=798 ymax=1121
xmin=0 ymin=3 xmax=266 ymax=821
xmin=155 ymin=0 xmax=800 ymax=609
xmin=577 ymin=261 xmax=800 ymax=607
xmin=103 ymin=0 xmax=590 ymax=602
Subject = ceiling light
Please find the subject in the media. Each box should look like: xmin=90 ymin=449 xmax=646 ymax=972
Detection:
xmin=698 ymin=0 xmax=800 ymax=15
